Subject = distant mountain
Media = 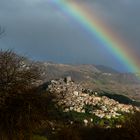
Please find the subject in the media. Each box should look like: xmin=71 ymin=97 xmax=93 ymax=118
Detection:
xmin=35 ymin=62 xmax=140 ymax=84
xmin=38 ymin=62 xmax=100 ymax=82
xmin=95 ymin=65 xmax=119 ymax=74
xmin=35 ymin=61 xmax=140 ymax=100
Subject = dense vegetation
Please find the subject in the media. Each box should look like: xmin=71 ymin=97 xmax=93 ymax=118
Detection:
xmin=0 ymin=50 xmax=49 ymax=140
xmin=52 ymin=111 xmax=140 ymax=140
xmin=98 ymin=91 xmax=140 ymax=107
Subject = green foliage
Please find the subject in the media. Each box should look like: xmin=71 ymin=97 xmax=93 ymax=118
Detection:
xmin=83 ymin=104 xmax=102 ymax=114
xmin=33 ymin=135 xmax=48 ymax=140
xmin=61 ymin=111 xmax=92 ymax=123
xmin=48 ymin=104 xmax=125 ymax=128
xmin=52 ymin=112 xmax=140 ymax=140
xmin=83 ymin=104 xmax=94 ymax=114
xmin=99 ymin=91 xmax=140 ymax=107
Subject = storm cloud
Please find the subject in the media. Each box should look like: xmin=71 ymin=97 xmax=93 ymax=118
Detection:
xmin=0 ymin=0 xmax=140 ymax=72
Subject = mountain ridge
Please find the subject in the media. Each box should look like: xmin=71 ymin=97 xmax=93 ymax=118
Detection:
xmin=36 ymin=61 xmax=140 ymax=83
xmin=34 ymin=61 xmax=140 ymax=100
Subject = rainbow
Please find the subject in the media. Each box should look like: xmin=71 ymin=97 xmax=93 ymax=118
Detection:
xmin=50 ymin=0 xmax=140 ymax=73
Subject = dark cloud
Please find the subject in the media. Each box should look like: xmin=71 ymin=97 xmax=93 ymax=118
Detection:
xmin=0 ymin=0 xmax=140 ymax=72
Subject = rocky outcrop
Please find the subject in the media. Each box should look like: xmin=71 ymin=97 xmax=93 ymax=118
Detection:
xmin=47 ymin=77 xmax=139 ymax=119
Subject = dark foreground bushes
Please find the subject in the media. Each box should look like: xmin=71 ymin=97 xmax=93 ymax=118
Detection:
xmin=0 ymin=50 xmax=49 ymax=140
xmin=52 ymin=111 xmax=140 ymax=140
xmin=0 ymin=93 xmax=49 ymax=140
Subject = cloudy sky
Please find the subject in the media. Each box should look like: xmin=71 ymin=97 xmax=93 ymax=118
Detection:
xmin=0 ymin=0 xmax=140 ymax=72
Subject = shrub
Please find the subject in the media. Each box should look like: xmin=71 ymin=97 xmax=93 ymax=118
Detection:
xmin=33 ymin=135 xmax=48 ymax=140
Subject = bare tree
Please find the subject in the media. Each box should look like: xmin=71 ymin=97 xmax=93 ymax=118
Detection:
xmin=0 ymin=49 xmax=41 ymax=95
xmin=0 ymin=50 xmax=48 ymax=140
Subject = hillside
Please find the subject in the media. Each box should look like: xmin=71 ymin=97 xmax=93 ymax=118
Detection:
xmin=95 ymin=65 xmax=119 ymax=74
xmin=37 ymin=62 xmax=140 ymax=83
xmin=36 ymin=62 xmax=140 ymax=100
